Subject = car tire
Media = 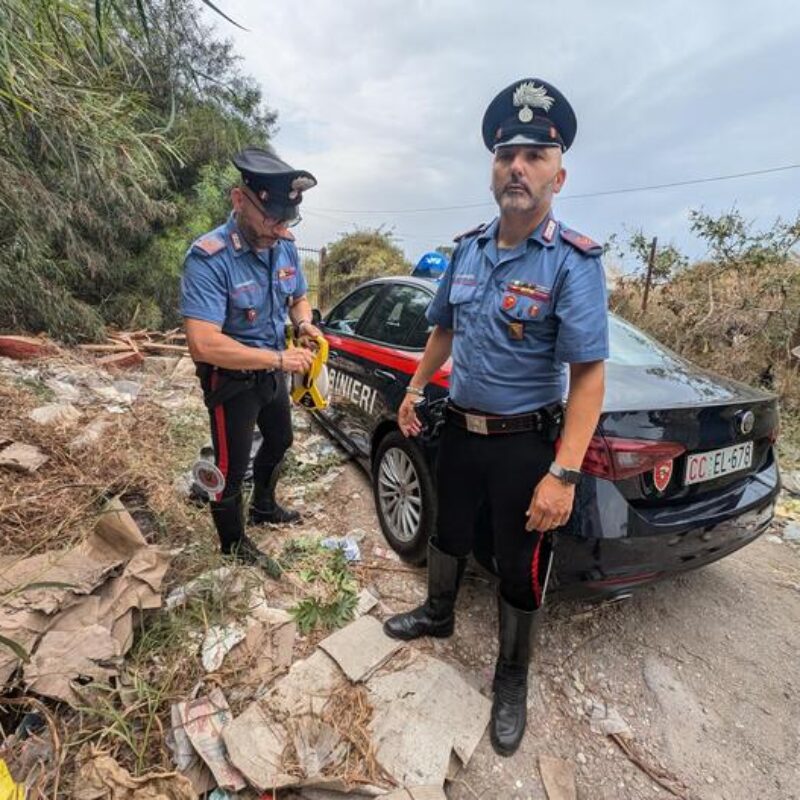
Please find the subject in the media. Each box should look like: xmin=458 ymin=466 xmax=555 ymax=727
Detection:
xmin=372 ymin=430 xmax=435 ymax=565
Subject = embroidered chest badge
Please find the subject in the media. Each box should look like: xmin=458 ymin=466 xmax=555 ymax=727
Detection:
xmin=277 ymin=267 xmax=296 ymax=280
xmin=502 ymin=294 xmax=517 ymax=310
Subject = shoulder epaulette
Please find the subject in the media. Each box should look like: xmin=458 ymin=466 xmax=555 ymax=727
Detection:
xmin=560 ymin=228 xmax=603 ymax=256
xmin=191 ymin=235 xmax=226 ymax=257
xmin=453 ymin=222 xmax=489 ymax=243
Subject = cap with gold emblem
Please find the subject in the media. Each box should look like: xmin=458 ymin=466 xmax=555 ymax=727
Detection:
xmin=232 ymin=146 xmax=317 ymax=223
xmin=481 ymin=78 xmax=577 ymax=152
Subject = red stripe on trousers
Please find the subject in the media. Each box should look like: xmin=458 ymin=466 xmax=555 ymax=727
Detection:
xmin=531 ymin=531 xmax=544 ymax=608
xmin=211 ymin=371 xmax=229 ymax=501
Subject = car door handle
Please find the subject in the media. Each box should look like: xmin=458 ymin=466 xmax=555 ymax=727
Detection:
xmin=373 ymin=369 xmax=396 ymax=382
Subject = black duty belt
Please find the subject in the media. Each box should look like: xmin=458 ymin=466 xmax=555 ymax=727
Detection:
xmin=195 ymin=363 xmax=277 ymax=409
xmin=446 ymin=403 xmax=561 ymax=437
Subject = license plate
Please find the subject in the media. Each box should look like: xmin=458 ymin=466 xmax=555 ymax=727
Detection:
xmin=684 ymin=441 xmax=753 ymax=485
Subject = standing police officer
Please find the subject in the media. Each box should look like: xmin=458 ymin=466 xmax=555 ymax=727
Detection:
xmin=384 ymin=79 xmax=608 ymax=756
xmin=180 ymin=146 xmax=322 ymax=573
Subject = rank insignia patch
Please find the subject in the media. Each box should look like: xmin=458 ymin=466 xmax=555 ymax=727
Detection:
xmin=502 ymin=294 xmax=517 ymax=310
xmin=507 ymin=322 xmax=524 ymax=340
xmin=231 ymin=231 xmax=243 ymax=251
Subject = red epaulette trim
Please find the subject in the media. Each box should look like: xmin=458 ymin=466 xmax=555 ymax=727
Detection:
xmin=453 ymin=222 xmax=488 ymax=243
xmin=560 ymin=228 xmax=603 ymax=255
xmin=193 ymin=236 xmax=225 ymax=256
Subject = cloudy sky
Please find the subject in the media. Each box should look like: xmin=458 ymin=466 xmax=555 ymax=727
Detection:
xmin=205 ymin=0 xmax=799 ymax=268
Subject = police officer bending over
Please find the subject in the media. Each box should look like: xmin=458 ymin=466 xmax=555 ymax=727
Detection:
xmin=180 ymin=147 xmax=322 ymax=573
xmin=384 ymin=79 xmax=609 ymax=756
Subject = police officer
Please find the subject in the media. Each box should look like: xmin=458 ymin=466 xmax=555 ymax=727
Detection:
xmin=180 ymin=146 xmax=322 ymax=574
xmin=383 ymin=79 xmax=608 ymax=756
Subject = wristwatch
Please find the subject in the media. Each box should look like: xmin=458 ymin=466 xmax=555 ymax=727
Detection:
xmin=548 ymin=462 xmax=581 ymax=486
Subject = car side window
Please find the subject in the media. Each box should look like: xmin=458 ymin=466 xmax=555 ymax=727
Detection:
xmin=358 ymin=285 xmax=432 ymax=347
xmin=406 ymin=312 xmax=434 ymax=350
xmin=324 ymin=285 xmax=384 ymax=335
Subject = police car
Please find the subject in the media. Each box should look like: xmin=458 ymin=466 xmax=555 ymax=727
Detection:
xmin=312 ymin=275 xmax=781 ymax=598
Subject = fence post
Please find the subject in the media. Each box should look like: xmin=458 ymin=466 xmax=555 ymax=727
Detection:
xmin=642 ymin=236 xmax=657 ymax=312
xmin=318 ymin=247 xmax=327 ymax=309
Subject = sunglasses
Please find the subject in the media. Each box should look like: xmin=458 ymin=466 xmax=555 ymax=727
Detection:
xmin=242 ymin=188 xmax=302 ymax=228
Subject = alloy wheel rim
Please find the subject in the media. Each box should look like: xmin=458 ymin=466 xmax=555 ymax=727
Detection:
xmin=377 ymin=447 xmax=422 ymax=543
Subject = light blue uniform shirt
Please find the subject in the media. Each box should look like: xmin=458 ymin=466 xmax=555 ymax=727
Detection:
xmin=180 ymin=214 xmax=308 ymax=350
xmin=427 ymin=214 xmax=608 ymax=415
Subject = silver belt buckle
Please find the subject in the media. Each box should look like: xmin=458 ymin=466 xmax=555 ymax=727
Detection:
xmin=465 ymin=413 xmax=489 ymax=435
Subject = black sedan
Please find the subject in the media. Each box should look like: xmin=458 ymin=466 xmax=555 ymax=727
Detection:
xmin=311 ymin=276 xmax=781 ymax=598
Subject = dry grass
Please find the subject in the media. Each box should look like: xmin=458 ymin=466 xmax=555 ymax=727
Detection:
xmin=611 ymin=258 xmax=800 ymax=465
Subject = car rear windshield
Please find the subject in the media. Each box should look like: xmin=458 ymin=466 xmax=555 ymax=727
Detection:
xmin=609 ymin=315 xmax=682 ymax=367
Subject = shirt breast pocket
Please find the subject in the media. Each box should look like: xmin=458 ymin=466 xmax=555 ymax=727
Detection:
xmin=449 ymin=282 xmax=478 ymax=331
xmin=276 ymin=267 xmax=298 ymax=301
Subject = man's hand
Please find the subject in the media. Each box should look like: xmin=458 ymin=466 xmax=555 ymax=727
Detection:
xmin=398 ymin=393 xmax=423 ymax=437
xmin=280 ymin=346 xmax=315 ymax=373
xmin=525 ymin=473 xmax=575 ymax=532
xmin=298 ymin=321 xmax=323 ymax=340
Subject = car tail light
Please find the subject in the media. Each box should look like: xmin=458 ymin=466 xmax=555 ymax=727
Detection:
xmin=580 ymin=436 xmax=687 ymax=481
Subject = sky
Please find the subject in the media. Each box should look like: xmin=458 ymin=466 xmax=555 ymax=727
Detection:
xmin=203 ymin=0 xmax=800 ymax=270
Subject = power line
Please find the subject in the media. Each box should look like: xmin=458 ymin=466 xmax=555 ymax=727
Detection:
xmin=310 ymin=162 xmax=800 ymax=215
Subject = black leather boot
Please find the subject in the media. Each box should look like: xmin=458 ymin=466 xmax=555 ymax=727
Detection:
xmin=490 ymin=596 xmax=537 ymax=756
xmin=383 ymin=542 xmax=467 ymax=640
xmin=249 ymin=459 xmax=301 ymax=525
xmin=211 ymin=495 xmax=282 ymax=578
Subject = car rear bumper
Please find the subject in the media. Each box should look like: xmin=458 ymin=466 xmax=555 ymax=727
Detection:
xmin=552 ymin=456 xmax=780 ymax=598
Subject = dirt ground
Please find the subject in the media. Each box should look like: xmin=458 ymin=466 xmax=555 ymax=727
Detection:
xmin=319 ymin=448 xmax=800 ymax=800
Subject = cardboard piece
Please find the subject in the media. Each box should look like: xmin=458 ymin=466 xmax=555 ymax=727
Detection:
xmin=221 ymin=701 xmax=298 ymax=791
xmin=318 ymin=615 xmax=402 ymax=683
xmin=0 ymin=499 xmax=171 ymax=702
xmin=381 ymin=788 xmax=448 ymax=800
xmin=167 ymin=703 xmax=216 ymax=796
xmin=269 ymin=649 xmax=345 ymax=717
xmin=539 ymin=755 xmax=577 ymax=800
xmin=72 ymin=747 xmax=195 ymax=800
xmin=367 ymin=655 xmax=491 ymax=787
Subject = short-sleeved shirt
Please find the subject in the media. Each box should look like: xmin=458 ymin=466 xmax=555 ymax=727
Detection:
xmin=427 ymin=213 xmax=608 ymax=415
xmin=180 ymin=213 xmax=308 ymax=350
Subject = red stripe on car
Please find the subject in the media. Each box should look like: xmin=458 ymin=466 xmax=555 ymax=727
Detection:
xmin=325 ymin=334 xmax=451 ymax=388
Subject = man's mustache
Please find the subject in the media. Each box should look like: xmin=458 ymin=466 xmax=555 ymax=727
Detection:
xmin=502 ymin=181 xmax=531 ymax=195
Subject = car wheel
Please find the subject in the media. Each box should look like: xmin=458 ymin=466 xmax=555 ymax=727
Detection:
xmin=372 ymin=431 xmax=435 ymax=564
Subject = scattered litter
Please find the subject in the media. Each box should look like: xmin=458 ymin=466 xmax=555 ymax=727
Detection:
xmin=0 ymin=442 xmax=48 ymax=473
xmin=381 ymin=789 xmax=447 ymax=800
xmin=201 ymin=623 xmax=247 ymax=672
xmin=167 ymin=702 xmax=216 ymax=796
xmin=372 ymin=546 xmax=400 ymax=562
xmin=165 ymin=566 xmax=260 ymax=610
xmin=539 ymin=755 xmax=577 ymax=800
xmin=588 ymin=701 xmax=633 ymax=738
xmin=783 ymin=521 xmax=800 ymax=542
xmin=227 ymin=605 xmax=296 ymax=685
xmin=29 ymin=402 xmax=81 ymax=427
xmin=69 ymin=417 xmax=114 ymax=450
xmin=73 ymin=747 xmax=195 ymax=800
xmin=270 ymin=650 xmax=346 ymax=718
xmin=783 ymin=471 xmax=800 ymax=497
xmin=318 ymin=615 xmax=403 ymax=683
xmin=354 ymin=588 xmax=379 ymax=618
xmin=290 ymin=716 xmax=348 ymax=780
xmin=320 ymin=536 xmax=361 ymax=562
xmin=174 ymin=688 xmax=246 ymax=792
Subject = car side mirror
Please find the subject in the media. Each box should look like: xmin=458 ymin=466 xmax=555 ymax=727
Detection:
xmin=312 ymin=308 xmax=322 ymax=325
